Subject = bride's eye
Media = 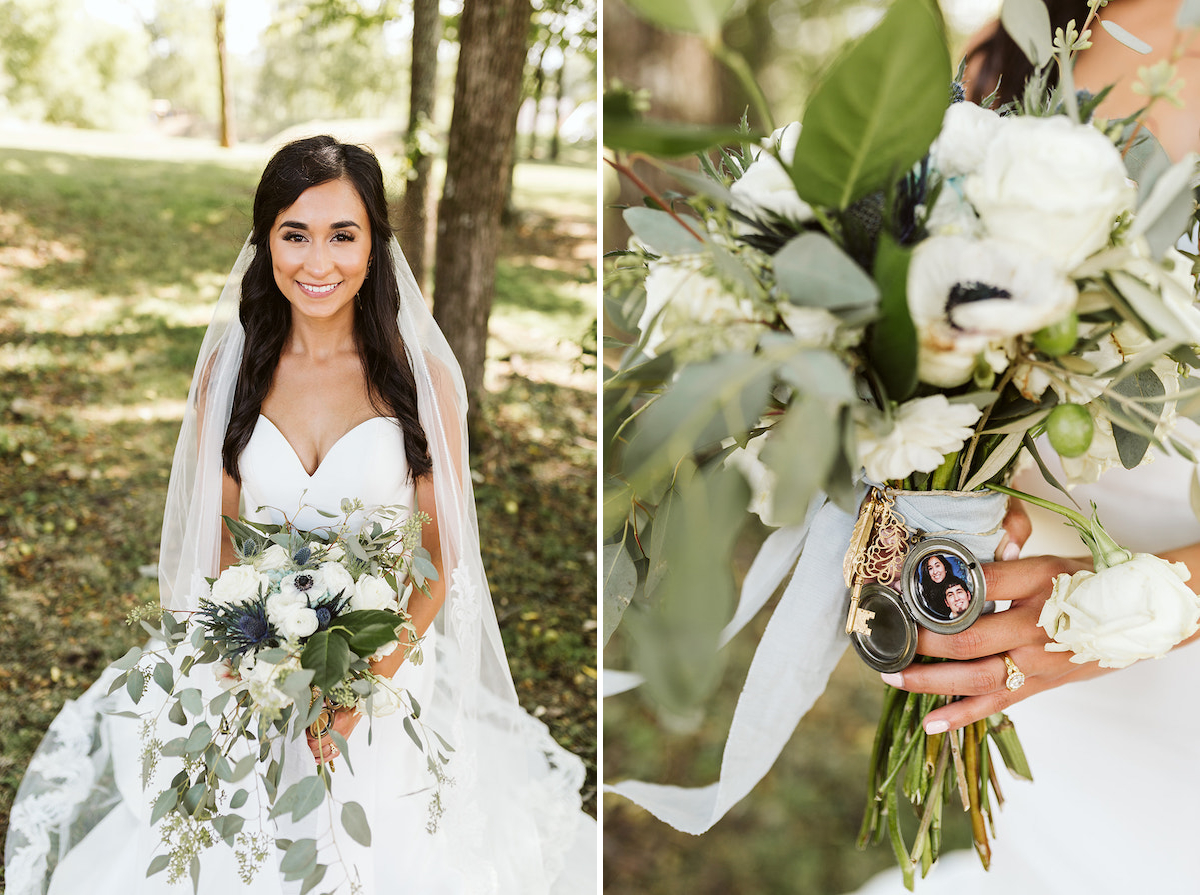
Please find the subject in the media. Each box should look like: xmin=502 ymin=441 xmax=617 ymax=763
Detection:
xmin=332 ymin=232 xmax=356 ymax=242
xmin=282 ymin=232 xmax=308 ymax=243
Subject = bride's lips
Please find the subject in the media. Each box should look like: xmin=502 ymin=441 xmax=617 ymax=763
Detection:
xmin=298 ymin=281 xmax=342 ymax=297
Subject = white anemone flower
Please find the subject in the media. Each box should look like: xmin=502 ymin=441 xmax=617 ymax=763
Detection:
xmin=931 ymin=101 xmax=1002 ymax=178
xmin=856 ymin=396 xmax=982 ymax=483
xmin=908 ymin=236 xmax=1077 ymax=386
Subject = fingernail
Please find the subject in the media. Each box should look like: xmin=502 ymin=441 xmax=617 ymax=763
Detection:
xmin=1003 ymin=542 xmax=1020 ymax=561
xmin=924 ymin=719 xmax=950 ymax=735
xmin=880 ymin=672 xmax=904 ymax=687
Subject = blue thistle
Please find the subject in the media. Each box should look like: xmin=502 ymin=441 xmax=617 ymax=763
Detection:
xmin=293 ymin=546 xmax=312 ymax=565
xmin=197 ymin=595 xmax=277 ymax=657
xmin=241 ymin=537 xmax=260 ymax=557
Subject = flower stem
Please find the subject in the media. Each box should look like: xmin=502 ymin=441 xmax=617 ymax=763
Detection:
xmin=983 ymin=482 xmax=1091 ymax=530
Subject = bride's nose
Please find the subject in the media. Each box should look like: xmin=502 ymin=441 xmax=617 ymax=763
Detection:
xmin=304 ymin=241 xmax=334 ymax=277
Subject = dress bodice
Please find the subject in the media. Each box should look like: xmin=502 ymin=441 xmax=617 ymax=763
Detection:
xmin=239 ymin=415 xmax=415 ymax=531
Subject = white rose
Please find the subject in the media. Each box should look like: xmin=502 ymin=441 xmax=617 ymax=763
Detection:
xmin=776 ymin=303 xmax=841 ymax=348
xmin=210 ymin=564 xmax=269 ymax=606
xmin=1040 ymin=553 xmax=1200 ymax=668
xmin=319 ymin=561 xmax=356 ymax=603
xmin=244 ymin=655 xmax=298 ymax=718
xmin=638 ymin=257 xmax=762 ymax=359
xmin=254 ymin=544 xmax=292 ymax=572
xmin=966 ymin=115 xmax=1134 ymax=271
xmin=855 ymin=396 xmax=982 ymax=483
xmin=932 ymin=101 xmax=1002 ymax=178
xmin=359 ymin=680 xmax=402 ymax=717
xmin=266 ymin=590 xmax=319 ymax=640
xmin=352 ymin=574 xmax=399 ymax=612
xmin=730 ymin=122 xmax=814 ymax=225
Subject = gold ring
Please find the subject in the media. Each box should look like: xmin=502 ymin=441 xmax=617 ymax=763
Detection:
xmin=1002 ymin=653 xmax=1026 ymax=691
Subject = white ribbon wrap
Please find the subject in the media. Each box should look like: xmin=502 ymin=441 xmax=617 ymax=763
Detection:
xmin=605 ymin=486 xmax=1007 ymax=834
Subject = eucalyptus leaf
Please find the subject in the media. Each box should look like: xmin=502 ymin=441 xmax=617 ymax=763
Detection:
xmin=184 ymin=722 xmax=213 ymax=757
xmin=168 ymin=700 xmax=187 ymax=726
xmin=760 ymin=396 xmax=839 ymax=526
xmin=112 ymin=645 xmax=143 ymax=672
xmin=212 ymin=813 xmax=244 ymax=844
xmin=623 ymin=350 xmax=777 ymax=491
xmin=1110 ymin=368 xmax=1165 ymax=468
xmin=602 ymin=541 xmax=637 ymax=646
xmin=331 ymin=730 xmax=354 ymax=774
xmin=623 ymin=207 xmax=705 ymax=257
xmin=645 ymin=484 xmax=677 ymax=597
xmin=1129 ymin=153 xmax=1200 ymax=257
xmin=230 ymin=788 xmax=249 ymax=810
xmin=150 ymin=787 xmax=178 ymax=825
xmin=773 ymin=233 xmax=880 ymax=311
xmin=279 ymin=838 xmax=319 ymax=877
xmin=126 ymin=669 xmax=145 ymax=704
xmin=146 ymin=853 xmax=171 ymax=877
xmin=152 ymin=662 xmax=173 ymax=694
xmin=178 ymin=687 xmax=204 ymax=716
xmin=181 ymin=781 xmax=206 ymax=814
xmin=341 ymin=800 xmax=372 ymax=846
xmin=774 ymin=346 xmax=857 ymax=402
xmin=790 ymin=0 xmax=950 ymax=209
xmin=1099 ymin=19 xmax=1152 ymax=54
xmin=403 ymin=715 xmax=423 ymax=750
xmin=621 ymin=0 xmax=737 ymax=36
xmin=1000 ymin=0 xmax=1053 ymax=65
xmin=299 ymin=864 xmax=328 ymax=895
xmin=627 ymin=466 xmax=748 ymax=716
xmin=603 ymin=475 xmax=633 ymax=540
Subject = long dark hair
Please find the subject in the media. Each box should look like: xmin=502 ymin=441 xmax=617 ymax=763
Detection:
xmin=966 ymin=0 xmax=1092 ymax=106
xmin=222 ymin=135 xmax=431 ymax=484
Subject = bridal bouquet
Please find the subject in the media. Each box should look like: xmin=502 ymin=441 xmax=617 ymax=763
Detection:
xmin=109 ymin=499 xmax=448 ymax=891
xmin=604 ymin=0 xmax=1200 ymax=885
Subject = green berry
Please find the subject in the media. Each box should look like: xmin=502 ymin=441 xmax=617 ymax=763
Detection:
xmin=1047 ymin=403 xmax=1094 ymax=458
xmin=1033 ymin=314 xmax=1078 ymax=357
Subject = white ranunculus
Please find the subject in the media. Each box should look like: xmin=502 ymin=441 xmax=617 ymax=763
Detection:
xmin=210 ymin=564 xmax=269 ymax=606
xmin=352 ymin=574 xmax=399 ymax=612
xmin=360 ymin=680 xmax=403 ymax=717
xmin=638 ymin=257 xmax=762 ymax=359
xmin=266 ymin=590 xmax=319 ymax=641
xmin=724 ymin=434 xmax=779 ymax=528
xmin=932 ymin=101 xmax=1002 ymax=178
xmin=1040 ymin=553 xmax=1200 ymax=668
xmin=855 ymin=396 xmax=982 ymax=483
xmin=319 ymin=561 xmax=355 ymax=603
xmin=254 ymin=544 xmax=292 ymax=572
xmin=730 ymin=122 xmax=814 ymax=225
xmin=966 ymin=115 xmax=1134 ymax=271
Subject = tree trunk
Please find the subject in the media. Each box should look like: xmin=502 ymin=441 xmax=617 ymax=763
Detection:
xmin=433 ymin=0 xmax=531 ymax=432
xmin=528 ymin=43 xmax=546 ymax=161
xmin=214 ymin=0 xmax=236 ymax=148
xmin=399 ymin=0 xmax=439 ymax=290
xmin=549 ymin=51 xmax=565 ymax=161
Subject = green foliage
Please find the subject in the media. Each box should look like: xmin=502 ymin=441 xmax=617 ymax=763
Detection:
xmin=620 ymin=0 xmax=737 ymax=37
xmin=789 ymin=0 xmax=950 ymax=210
xmin=1000 ymin=0 xmax=1054 ymax=67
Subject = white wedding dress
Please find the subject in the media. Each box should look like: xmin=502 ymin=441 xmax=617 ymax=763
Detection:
xmin=854 ymin=445 xmax=1200 ymax=894
xmin=5 ymin=415 xmax=595 ymax=894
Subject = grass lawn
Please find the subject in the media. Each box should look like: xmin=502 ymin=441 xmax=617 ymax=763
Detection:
xmin=0 ymin=132 xmax=597 ymax=885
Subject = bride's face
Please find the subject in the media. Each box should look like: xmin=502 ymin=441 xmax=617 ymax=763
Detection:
xmin=269 ymin=177 xmax=372 ymax=322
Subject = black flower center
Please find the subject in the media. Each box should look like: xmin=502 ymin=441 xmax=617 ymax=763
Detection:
xmin=946 ymin=281 xmax=1011 ymax=330
xmin=294 ymin=573 xmax=315 ymax=592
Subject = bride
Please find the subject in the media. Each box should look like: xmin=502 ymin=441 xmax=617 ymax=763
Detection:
xmin=4 ymin=135 xmax=594 ymax=894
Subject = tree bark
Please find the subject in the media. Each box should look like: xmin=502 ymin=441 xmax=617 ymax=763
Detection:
xmin=433 ymin=0 xmax=531 ymax=432
xmin=214 ymin=0 xmax=236 ymax=148
xmin=398 ymin=0 xmax=439 ymax=290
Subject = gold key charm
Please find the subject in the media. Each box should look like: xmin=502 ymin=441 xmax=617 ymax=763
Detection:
xmin=844 ymin=491 xmax=883 ymax=636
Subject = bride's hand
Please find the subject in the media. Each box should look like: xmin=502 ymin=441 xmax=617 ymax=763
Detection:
xmin=880 ymin=554 xmax=1111 ymax=733
xmin=307 ymin=707 xmax=363 ymax=765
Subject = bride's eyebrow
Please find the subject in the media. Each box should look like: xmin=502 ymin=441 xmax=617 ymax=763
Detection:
xmin=276 ymin=220 xmax=363 ymax=231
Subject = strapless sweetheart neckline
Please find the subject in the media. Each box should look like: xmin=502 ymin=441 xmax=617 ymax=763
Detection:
xmin=256 ymin=414 xmax=398 ymax=479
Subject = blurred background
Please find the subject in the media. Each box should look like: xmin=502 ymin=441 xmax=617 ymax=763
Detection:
xmin=602 ymin=1 xmax=1013 ymax=893
xmin=0 ymin=0 xmax=598 ymax=881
